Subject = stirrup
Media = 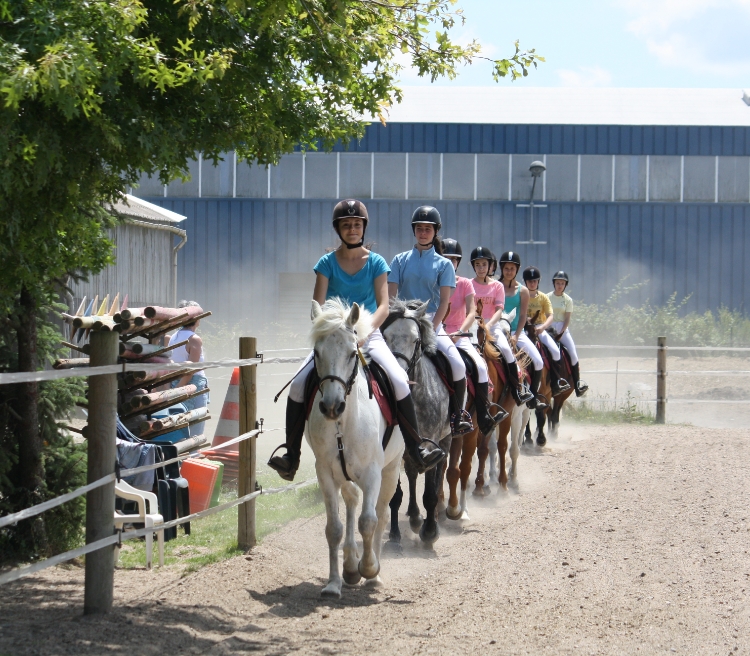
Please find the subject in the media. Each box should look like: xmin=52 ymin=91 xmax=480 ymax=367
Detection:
xmin=450 ymin=409 xmax=473 ymax=436
xmin=517 ymin=385 xmax=534 ymax=405
xmin=554 ymin=378 xmax=571 ymax=393
xmin=575 ymin=380 xmax=589 ymax=397
xmin=488 ymin=401 xmax=509 ymax=423
xmin=410 ymin=437 xmax=446 ymax=473
xmin=267 ymin=444 xmax=299 ymax=482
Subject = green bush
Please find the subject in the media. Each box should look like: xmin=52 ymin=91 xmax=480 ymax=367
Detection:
xmin=572 ymin=279 xmax=750 ymax=347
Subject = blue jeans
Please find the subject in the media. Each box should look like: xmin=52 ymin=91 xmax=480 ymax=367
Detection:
xmin=171 ymin=374 xmax=209 ymax=437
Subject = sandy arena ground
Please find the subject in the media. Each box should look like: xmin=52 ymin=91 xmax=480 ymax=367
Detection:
xmin=2 ymin=422 xmax=749 ymax=655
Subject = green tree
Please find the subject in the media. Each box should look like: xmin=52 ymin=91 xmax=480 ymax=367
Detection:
xmin=0 ymin=0 xmax=541 ymax=555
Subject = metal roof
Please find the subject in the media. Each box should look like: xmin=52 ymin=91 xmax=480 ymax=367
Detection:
xmin=379 ymin=87 xmax=750 ymax=127
xmin=110 ymin=194 xmax=187 ymax=224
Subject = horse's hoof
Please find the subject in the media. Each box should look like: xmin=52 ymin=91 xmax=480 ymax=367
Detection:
xmin=446 ymin=505 xmax=462 ymax=520
xmin=419 ymin=523 xmax=439 ymax=545
xmin=483 ymin=485 xmax=492 ymax=497
xmin=536 ymin=435 xmax=547 ymax=447
xmin=364 ymin=575 xmax=384 ymax=589
xmin=321 ymin=584 xmax=342 ymax=599
xmin=383 ymin=540 xmax=403 ymax=555
xmin=408 ymin=514 xmax=424 ymax=534
xmin=472 ymin=485 xmax=486 ymax=497
xmin=459 ymin=510 xmax=470 ymax=521
xmin=358 ymin=560 xmax=380 ymax=579
xmin=343 ymin=568 xmax=362 ymax=586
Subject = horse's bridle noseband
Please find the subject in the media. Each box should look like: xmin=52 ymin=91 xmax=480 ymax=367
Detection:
xmin=316 ymin=351 xmax=359 ymax=398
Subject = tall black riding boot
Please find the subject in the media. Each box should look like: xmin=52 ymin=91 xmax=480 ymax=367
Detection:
xmin=505 ymin=360 xmax=534 ymax=406
xmin=475 ymin=381 xmax=508 ymax=435
xmin=396 ymin=395 xmax=446 ymax=472
xmin=549 ymin=355 xmax=572 ymax=395
xmin=527 ymin=368 xmax=548 ymax=410
xmin=449 ymin=378 xmax=474 ymax=435
xmin=571 ymin=363 xmax=589 ymax=397
xmin=268 ymin=399 xmax=307 ymax=481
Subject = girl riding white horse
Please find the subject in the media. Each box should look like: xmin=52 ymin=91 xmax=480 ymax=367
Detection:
xmin=387 ymin=206 xmax=473 ymax=436
xmin=441 ymin=239 xmax=507 ymax=434
xmin=269 ymin=199 xmax=445 ymax=482
xmin=549 ymin=270 xmax=589 ymax=396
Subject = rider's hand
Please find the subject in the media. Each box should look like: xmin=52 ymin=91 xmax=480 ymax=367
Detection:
xmin=510 ymin=335 xmax=518 ymax=346
xmin=357 ymin=338 xmax=365 ymax=348
xmin=535 ymin=326 xmax=544 ymax=336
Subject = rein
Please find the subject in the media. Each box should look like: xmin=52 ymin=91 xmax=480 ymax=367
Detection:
xmin=380 ymin=314 xmax=423 ymax=379
xmin=317 ymin=352 xmax=359 ymax=398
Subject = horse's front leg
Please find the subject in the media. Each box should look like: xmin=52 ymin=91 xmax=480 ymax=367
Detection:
xmin=457 ymin=429 xmax=478 ymax=519
xmin=508 ymin=407 xmax=524 ymax=484
xmin=317 ymin=469 xmax=344 ymax=599
xmin=445 ymin=435 xmax=463 ymax=519
xmin=367 ymin=456 xmax=402 ymax=589
xmin=474 ymin=427 xmax=490 ymax=496
xmin=536 ymin=408 xmax=547 ymax=446
xmin=340 ymin=481 xmax=362 ymax=586
xmin=497 ymin=420 xmax=510 ymax=490
xmin=357 ymin=465 xmax=381 ymax=580
xmin=420 ymin=463 xmax=440 ymax=545
xmin=385 ymin=477 xmax=403 ymax=552
xmin=524 ymin=417 xmax=533 ymax=446
xmin=405 ymin=458 xmax=423 ymax=534
xmin=488 ymin=429 xmax=499 ymax=481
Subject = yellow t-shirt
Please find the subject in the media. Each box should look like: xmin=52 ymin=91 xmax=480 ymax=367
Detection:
xmin=548 ymin=291 xmax=574 ymax=322
xmin=527 ymin=291 xmax=552 ymax=324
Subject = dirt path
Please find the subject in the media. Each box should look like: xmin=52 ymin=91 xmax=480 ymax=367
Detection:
xmin=2 ymin=423 xmax=749 ymax=655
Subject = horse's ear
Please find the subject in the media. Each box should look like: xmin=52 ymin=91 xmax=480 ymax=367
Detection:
xmin=476 ymin=298 xmax=484 ymax=316
xmin=506 ymin=307 xmax=517 ymax=323
xmin=413 ymin=301 xmax=429 ymax=318
xmin=347 ymin=302 xmax=360 ymax=327
xmin=311 ymin=300 xmax=322 ymax=321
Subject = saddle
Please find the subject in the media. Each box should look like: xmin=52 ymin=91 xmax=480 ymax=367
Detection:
xmin=426 ymin=350 xmax=455 ymax=395
xmin=302 ymin=361 xmax=397 ymax=449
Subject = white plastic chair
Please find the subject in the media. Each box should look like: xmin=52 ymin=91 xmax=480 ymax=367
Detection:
xmin=114 ymin=480 xmax=165 ymax=568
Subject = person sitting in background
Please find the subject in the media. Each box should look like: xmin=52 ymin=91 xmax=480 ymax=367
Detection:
xmin=169 ymin=300 xmax=209 ymax=437
xmin=549 ymin=271 xmax=588 ymax=397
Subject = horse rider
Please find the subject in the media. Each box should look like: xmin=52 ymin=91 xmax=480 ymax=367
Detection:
xmin=498 ymin=250 xmax=547 ymax=409
xmin=549 ymin=270 xmax=589 ymax=397
xmin=469 ymin=246 xmax=533 ymax=406
xmin=522 ymin=266 xmax=572 ymax=396
xmin=268 ymin=199 xmax=446 ymax=482
xmin=387 ymin=206 xmax=473 ymax=436
xmin=441 ymin=239 xmax=508 ymax=434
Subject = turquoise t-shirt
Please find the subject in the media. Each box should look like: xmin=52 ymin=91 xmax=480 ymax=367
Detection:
xmin=314 ymin=252 xmax=390 ymax=314
xmin=387 ymin=246 xmax=456 ymax=313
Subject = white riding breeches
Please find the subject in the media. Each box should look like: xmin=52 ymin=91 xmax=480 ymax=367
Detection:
xmin=427 ymin=314 xmax=466 ymax=381
xmin=454 ymin=336 xmax=489 ymax=384
xmin=535 ymin=326 xmax=561 ymax=360
xmin=551 ymin=322 xmax=579 ymax=365
xmin=489 ymin=324 xmax=516 ymax=364
xmin=516 ymin=332 xmax=543 ymax=371
xmin=289 ymin=329 xmax=412 ymax=403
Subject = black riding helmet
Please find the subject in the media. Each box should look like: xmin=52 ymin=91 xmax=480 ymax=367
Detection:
xmin=470 ymin=246 xmax=494 ymax=272
xmin=411 ymin=205 xmax=442 ymax=233
xmin=499 ymin=251 xmax=521 ymax=279
xmin=522 ymin=266 xmax=541 ymax=282
xmin=552 ymin=270 xmax=570 ymax=289
xmin=332 ymin=199 xmax=369 ymax=249
xmin=442 ymin=238 xmax=462 ymax=263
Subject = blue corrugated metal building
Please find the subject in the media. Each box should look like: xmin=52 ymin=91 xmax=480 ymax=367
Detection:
xmin=133 ymin=87 xmax=750 ymax=324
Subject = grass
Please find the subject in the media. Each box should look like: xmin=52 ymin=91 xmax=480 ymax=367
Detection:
xmin=116 ymin=482 xmax=324 ymax=573
xmin=564 ymin=391 xmax=656 ymax=425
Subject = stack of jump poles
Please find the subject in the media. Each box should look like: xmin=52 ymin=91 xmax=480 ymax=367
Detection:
xmin=58 ymin=294 xmax=212 ymax=452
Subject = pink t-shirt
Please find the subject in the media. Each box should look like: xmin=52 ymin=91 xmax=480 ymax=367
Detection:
xmin=444 ymin=277 xmax=475 ymax=334
xmin=472 ymin=279 xmax=505 ymax=320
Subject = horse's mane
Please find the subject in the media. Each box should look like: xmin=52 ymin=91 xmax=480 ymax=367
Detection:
xmin=310 ymin=298 xmax=374 ymax=344
xmin=387 ymin=297 xmax=437 ymax=356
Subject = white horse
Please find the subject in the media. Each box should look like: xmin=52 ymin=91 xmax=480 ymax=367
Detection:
xmin=307 ymin=299 xmax=405 ymax=598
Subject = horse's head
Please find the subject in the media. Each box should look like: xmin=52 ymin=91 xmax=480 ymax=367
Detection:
xmin=310 ymin=299 xmax=372 ymax=420
xmin=524 ymin=309 xmax=541 ymax=340
xmin=381 ymin=297 xmax=437 ymax=374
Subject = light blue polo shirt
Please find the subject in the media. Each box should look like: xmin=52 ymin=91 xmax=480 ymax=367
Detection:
xmin=314 ymin=252 xmax=390 ymax=314
xmin=388 ymin=246 xmax=456 ymax=313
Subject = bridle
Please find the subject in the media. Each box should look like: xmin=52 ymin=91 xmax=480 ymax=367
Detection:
xmin=316 ymin=349 xmax=359 ymax=399
xmin=380 ymin=313 xmax=422 ymax=379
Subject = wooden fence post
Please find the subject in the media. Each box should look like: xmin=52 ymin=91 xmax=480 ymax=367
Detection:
xmin=238 ymin=337 xmax=257 ymax=550
xmin=656 ymin=336 xmax=667 ymax=424
xmin=84 ymin=330 xmax=119 ymax=615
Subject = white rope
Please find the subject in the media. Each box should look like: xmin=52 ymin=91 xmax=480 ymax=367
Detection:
xmin=585 ymin=370 xmax=750 ymax=375
xmin=263 ymin=347 xmax=310 ymax=353
xmin=577 ymin=345 xmax=750 ymax=352
xmin=0 ymin=474 xmax=116 ymax=529
xmin=262 ymin=477 xmax=318 ymax=496
xmin=261 ymin=356 xmax=307 ymax=365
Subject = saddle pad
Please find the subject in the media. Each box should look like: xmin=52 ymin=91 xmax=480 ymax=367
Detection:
xmin=427 ymin=350 xmax=455 ymax=395
xmin=490 ymin=358 xmax=508 ymax=387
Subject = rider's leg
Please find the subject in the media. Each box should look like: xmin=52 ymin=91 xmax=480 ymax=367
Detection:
xmin=268 ymin=352 xmax=314 ymax=481
xmin=455 ymin=336 xmax=507 ymax=434
xmin=538 ymin=327 xmax=571 ymax=395
xmin=516 ymin=333 xmax=547 ymax=410
xmin=434 ymin=325 xmax=473 ymax=435
xmin=556 ymin=326 xmax=587 ymax=396
xmin=490 ymin=327 xmax=534 ymax=405
xmin=365 ymin=330 xmax=445 ymax=470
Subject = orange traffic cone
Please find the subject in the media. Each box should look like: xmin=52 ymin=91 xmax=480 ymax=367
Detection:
xmin=202 ymin=368 xmax=240 ymax=479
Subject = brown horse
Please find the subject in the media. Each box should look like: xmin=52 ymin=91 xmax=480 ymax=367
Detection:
xmin=472 ymin=307 xmax=527 ymax=492
xmin=523 ymin=312 xmax=574 ymax=446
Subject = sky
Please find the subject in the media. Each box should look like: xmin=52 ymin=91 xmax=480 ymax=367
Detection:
xmin=400 ymin=0 xmax=750 ymax=88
